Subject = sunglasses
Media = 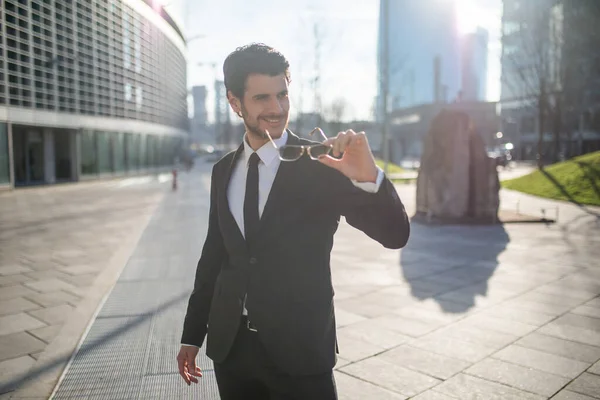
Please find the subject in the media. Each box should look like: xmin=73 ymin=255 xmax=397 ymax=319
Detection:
xmin=264 ymin=128 xmax=332 ymax=162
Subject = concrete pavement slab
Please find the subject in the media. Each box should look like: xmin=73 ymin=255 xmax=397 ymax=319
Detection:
xmin=0 ymin=333 xmax=46 ymax=362
xmin=334 ymin=371 xmax=407 ymax=400
xmin=433 ymin=373 xmax=545 ymax=400
xmin=514 ymin=333 xmax=600 ymax=363
xmin=465 ymin=357 xmax=571 ymax=397
xmin=565 ymin=373 xmax=600 ymax=398
xmin=492 ymin=345 xmax=590 ymax=378
xmin=340 ymin=357 xmax=441 ymax=397
xmin=379 ymin=344 xmax=472 ymax=380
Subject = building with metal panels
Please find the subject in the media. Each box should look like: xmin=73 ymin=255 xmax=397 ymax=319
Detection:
xmin=0 ymin=0 xmax=188 ymax=188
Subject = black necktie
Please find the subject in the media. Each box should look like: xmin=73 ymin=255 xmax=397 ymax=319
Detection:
xmin=244 ymin=153 xmax=260 ymax=243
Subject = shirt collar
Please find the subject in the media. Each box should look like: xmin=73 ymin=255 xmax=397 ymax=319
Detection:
xmin=243 ymin=130 xmax=288 ymax=168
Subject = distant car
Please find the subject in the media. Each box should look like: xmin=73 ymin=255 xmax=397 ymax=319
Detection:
xmin=488 ymin=150 xmax=512 ymax=167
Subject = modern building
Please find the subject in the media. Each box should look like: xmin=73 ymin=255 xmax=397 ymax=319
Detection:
xmin=500 ymin=0 xmax=600 ymax=160
xmin=387 ymin=101 xmax=500 ymax=164
xmin=461 ymin=27 xmax=489 ymax=102
xmin=190 ymin=85 xmax=215 ymax=147
xmin=376 ymin=0 xmax=462 ymax=120
xmin=0 ymin=0 xmax=188 ymax=188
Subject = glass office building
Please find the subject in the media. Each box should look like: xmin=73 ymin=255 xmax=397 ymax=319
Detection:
xmin=0 ymin=0 xmax=188 ymax=187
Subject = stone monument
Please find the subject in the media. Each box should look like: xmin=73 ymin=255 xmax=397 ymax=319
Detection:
xmin=415 ymin=109 xmax=500 ymax=224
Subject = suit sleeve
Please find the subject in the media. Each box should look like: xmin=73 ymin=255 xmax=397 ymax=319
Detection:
xmin=180 ymin=165 xmax=226 ymax=347
xmin=322 ymin=165 xmax=410 ymax=249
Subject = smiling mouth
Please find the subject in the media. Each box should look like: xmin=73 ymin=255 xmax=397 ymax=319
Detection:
xmin=262 ymin=116 xmax=284 ymax=124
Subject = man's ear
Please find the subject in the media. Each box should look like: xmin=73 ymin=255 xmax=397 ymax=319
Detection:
xmin=227 ymin=91 xmax=242 ymax=118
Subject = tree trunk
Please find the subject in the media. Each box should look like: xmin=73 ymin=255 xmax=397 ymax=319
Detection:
xmin=537 ymin=79 xmax=546 ymax=168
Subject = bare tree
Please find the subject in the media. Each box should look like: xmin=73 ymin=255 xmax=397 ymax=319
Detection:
xmin=501 ymin=0 xmax=600 ymax=165
xmin=324 ymin=97 xmax=348 ymax=134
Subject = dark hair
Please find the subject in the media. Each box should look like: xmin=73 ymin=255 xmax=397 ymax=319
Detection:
xmin=223 ymin=43 xmax=291 ymax=100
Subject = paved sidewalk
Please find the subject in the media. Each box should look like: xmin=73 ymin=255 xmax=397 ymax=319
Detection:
xmin=0 ymin=176 xmax=169 ymax=397
xmin=3 ymin=162 xmax=600 ymax=399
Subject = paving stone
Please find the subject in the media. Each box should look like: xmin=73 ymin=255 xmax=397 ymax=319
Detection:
xmin=0 ymin=285 xmax=38 ymax=301
xmin=23 ymin=279 xmax=78 ymax=293
xmin=340 ymin=357 xmax=440 ymax=397
xmin=0 ymin=356 xmax=36 ymax=393
xmin=336 ymin=333 xmax=385 ymax=362
xmin=481 ymin=304 xmax=556 ymax=326
xmin=492 ymin=344 xmax=590 ymax=378
xmin=379 ymin=344 xmax=471 ymax=379
xmin=465 ymin=357 xmax=571 ymax=397
xmin=410 ymin=334 xmax=497 ymax=363
xmin=516 ymin=333 xmax=600 ymax=363
xmin=539 ymin=322 xmax=600 ymax=347
xmin=27 ymin=304 xmax=74 ymax=325
xmin=336 ymin=320 xmax=411 ymax=349
xmin=28 ymin=324 xmax=62 ymax=344
xmin=0 ymin=265 xmax=33 ymax=276
xmin=335 ymin=308 xmax=367 ymax=328
xmin=0 ymin=274 xmax=30 ymax=287
xmin=434 ymin=373 xmax=545 ymax=400
xmin=504 ymin=298 xmax=574 ymax=316
xmin=335 ymin=297 xmax=398 ymax=318
xmin=554 ymin=313 xmax=600 ymax=332
xmin=460 ymin=314 xmax=539 ymax=336
xmin=535 ymin=284 xmax=599 ymax=301
xmin=572 ymin=305 xmax=600 ymax=319
xmin=438 ymin=324 xmax=519 ymax=348
xmin=517 ymin=291 xmax=586 ymax=307
xmin=0 ymin=313 xmax=46 ymax=336
xmin=394 ymin=304 xmax=465 ymax=326
xmin=583 ymin=297 xmax=600 ymax=308
xmin=0 ymin=298 xmax=40 ymax=316
xmin=551 ymin=390 xmax=598 ymax=400
xmin=566 ymin=373 xmax=600 ymax=398
xmin=0 ymin=332 xmax=46 ymax=362
xmin=367 ymin=314 xmax=441 ymax=337
xmin=59 ymin=273 xmax=97 ymax=287
xmin=23 ymin=291 xmax=80 ymax=307
xmin=589 ymin=360 xmax=600 ymax=375
xmin=410 ymin=390 xmax=456 ymax=400
xmin=334 ymin=371 xmax=407 ymax=400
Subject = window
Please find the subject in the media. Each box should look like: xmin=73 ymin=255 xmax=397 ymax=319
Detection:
xmin=80 ymin=130 xmax=97 ymax=175
xmin=0 ymin=124 xmax=10 ymax=184
xmin=97 ymin=131 xmax=113 ymax=173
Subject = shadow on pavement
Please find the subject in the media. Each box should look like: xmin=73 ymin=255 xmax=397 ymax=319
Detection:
xmin=400 ymin=221 xmax=510 ymax=313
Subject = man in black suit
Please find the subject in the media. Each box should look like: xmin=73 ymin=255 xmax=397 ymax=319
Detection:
xmin=177 ymin=43 xmax=410 ymax=400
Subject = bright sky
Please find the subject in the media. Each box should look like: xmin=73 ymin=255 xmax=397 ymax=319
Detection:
xmin=162 ymin=0 xmax=502 ymax=123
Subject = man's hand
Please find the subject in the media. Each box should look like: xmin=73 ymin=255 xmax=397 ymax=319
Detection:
xmin=177 ymin=345 xmax=202 ymax=385
xmin=318 ymin=130 xmax=379 ymax=183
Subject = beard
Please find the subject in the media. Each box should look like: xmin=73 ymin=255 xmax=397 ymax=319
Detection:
xmin=240 ymin=104 xmax=288 ymax=141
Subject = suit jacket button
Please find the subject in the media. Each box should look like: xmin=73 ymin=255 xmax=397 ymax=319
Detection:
xmin=249 ymin=257 xmax=258 ymax=265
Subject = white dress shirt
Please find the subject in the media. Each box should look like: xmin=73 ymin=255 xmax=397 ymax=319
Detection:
xmin=182 ymin=131 xmax=384 ymax=346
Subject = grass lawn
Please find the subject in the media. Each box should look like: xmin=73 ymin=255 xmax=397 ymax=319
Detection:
xmin=502 ymin=151 xmax=600 ymax=206
xmin=375 ymin=158 xmax=405 ymax=174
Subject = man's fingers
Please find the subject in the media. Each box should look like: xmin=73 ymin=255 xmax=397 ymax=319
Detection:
xmin=177 ymin=352 xmax=192 ymax=385
xmin=317 ymin=155 xmax=343 ymax=172
xmin=189 ymin=358 xmax=202 ymax=377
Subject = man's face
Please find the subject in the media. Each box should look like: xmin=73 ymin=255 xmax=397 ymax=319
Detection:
xmin=236 ymin=73 xmax=290 ymax=140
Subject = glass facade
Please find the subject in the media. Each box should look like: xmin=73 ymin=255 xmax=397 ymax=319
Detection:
xmin=80 ymin=130 xmax=179 ymax=177
xmin=0 ymin=124 xmax=9 ymax=184
xmin=80 ymin=130 xmax=98 ymax=175
xmin=0 ymin=0 xmax=188 ymax=130
xmin=97 ymin=132 xmax=113 ymax=174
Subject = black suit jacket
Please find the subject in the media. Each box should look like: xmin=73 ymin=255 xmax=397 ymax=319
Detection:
xmin=181 ymin=132 xmax=410 ymax=376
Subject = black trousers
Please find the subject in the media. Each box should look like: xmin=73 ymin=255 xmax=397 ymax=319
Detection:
xmin=213 ymin=318 xmax=337 ymax=400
